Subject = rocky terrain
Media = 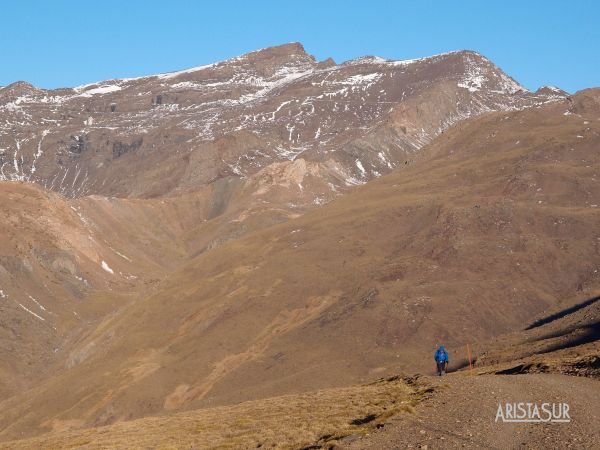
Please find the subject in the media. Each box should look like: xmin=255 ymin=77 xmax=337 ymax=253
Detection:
xmin=343 ymin=373 xmax=599 ymax=450
xmin=0 ymin=43 xmax=598 ymax=446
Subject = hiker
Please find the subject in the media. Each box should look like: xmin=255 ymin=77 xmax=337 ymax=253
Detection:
xmin=434 ymin=345 xmax=449 ymax=376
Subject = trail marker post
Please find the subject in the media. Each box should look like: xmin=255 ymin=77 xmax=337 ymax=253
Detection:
xmin=467 ymin=343 xmax=473 ymax=375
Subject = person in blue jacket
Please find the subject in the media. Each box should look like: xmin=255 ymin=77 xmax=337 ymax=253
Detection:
xmin=434 ymin=345 xmax=449 ymax=376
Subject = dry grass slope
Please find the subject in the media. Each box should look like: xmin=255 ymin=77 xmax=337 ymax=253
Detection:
xmin=0 ymin=376 xmax=426 ymax=449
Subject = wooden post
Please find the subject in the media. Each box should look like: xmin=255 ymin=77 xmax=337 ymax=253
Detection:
xmin=467 ymin=343 xmax=473 ymax=374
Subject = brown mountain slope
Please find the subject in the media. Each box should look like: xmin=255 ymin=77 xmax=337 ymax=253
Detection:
xmin=0 ymin=181 xmax=210 ymax=400
xmin=0 ymin=182 xmax=138 ymax=399
xmin=4 ymin=293 xmax=599 ymax=450
xmin=0 ymin=156 xmax=361 ymax=403
xmin=0 ymin=46 xmax=567 ymax=347
xmin=0 ymin=88 xmax=597 ymax=441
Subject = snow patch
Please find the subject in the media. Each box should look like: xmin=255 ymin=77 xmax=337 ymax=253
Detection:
xmin=156 ymin=63 xmax=216 ymax=80
xmin=378 ymin=151 xmax=393 ymax=169
xmin=344 ymin=73 xmax=382 ymax=85
xmin=355 ymin=159 xmax=367 ymax=177
xmin=344 ymin=50 xmax=463 ymax=67
xmin=19 ymin=303 xmax=45 ymax=321
xmin=77 ymin=85 xmax=122 ymax=97
xmin=458 ymin=75 xmax=486 ymax=92
xmin=101 ymin=261 xmax=114 ymax=274
xmin=544 ymin=86 xmax=563 ymax=93
xmin=28 ymin=294 xmax=46 ymax=311
xmin=114 ymin=250 xmax=132 ymax=262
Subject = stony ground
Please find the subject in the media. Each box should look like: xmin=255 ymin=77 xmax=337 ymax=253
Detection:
xmin=342 ymin=373 xmax=600 ymax=449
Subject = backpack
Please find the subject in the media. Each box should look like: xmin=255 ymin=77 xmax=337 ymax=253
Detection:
xmin=435 ymin=347 xmax=448 ymax=362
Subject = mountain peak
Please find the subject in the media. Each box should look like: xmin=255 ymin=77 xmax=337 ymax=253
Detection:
xmin=316 ymin=57 xmax=336 ymax=69
xmin=267 ymin=42 xmax=307 ymax=55
xmin=536 ymin=85 xmax=568 ymax=96
xmin=1 ymin=80 xmax=38 ymax=92
xmin=241 ymin=42 xmax=314 ymax=64
xmin=0 ymin=80 xmax=41 ymax=99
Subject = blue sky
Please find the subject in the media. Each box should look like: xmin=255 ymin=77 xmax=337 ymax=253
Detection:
xmin=1 ymin=1 xmax=598 ymax=93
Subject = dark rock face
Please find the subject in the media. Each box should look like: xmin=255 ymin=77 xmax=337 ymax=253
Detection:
xmin=112 ymin=138 xmax=143 ymax=159
xmin=0 ymin=43 xmax=564 ymax=199
xmin=69 ymin=135 xmax=89 ymax=154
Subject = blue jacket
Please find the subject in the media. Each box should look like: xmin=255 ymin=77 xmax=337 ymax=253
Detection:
xmin=434 ymin=346 xmax=448 ymax=363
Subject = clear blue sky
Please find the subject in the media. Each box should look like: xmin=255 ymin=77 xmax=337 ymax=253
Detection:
xmin=1 ymin=1 xmax=598 ymax=93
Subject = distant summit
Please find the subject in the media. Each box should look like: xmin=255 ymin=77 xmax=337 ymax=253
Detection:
xmin=536 ymin=85 xmax=568 ymax=96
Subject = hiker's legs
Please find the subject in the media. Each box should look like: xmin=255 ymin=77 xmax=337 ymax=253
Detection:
xmin=441 ymin=361 xmax=447 ymax=375
xmin=436 ymin=361 xmax=443 ymax=375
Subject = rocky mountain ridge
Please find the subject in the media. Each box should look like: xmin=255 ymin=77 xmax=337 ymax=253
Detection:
xmin=0 ymin=43 xmax=564 ymax=201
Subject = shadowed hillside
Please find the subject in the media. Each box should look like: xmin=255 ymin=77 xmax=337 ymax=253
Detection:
xmin=473 ymin=293 xmax=600 ymax=378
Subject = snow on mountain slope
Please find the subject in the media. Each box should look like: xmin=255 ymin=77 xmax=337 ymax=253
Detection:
xmin=0 ymin=43 xmax=563 ymax=201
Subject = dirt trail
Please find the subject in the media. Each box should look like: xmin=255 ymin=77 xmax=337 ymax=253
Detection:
xmin=343 ymin=374 xmax=600 ymax=449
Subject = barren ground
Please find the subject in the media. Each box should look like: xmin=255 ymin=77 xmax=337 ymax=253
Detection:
xmin=344 ymin=373 xmax=600 ymax=450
